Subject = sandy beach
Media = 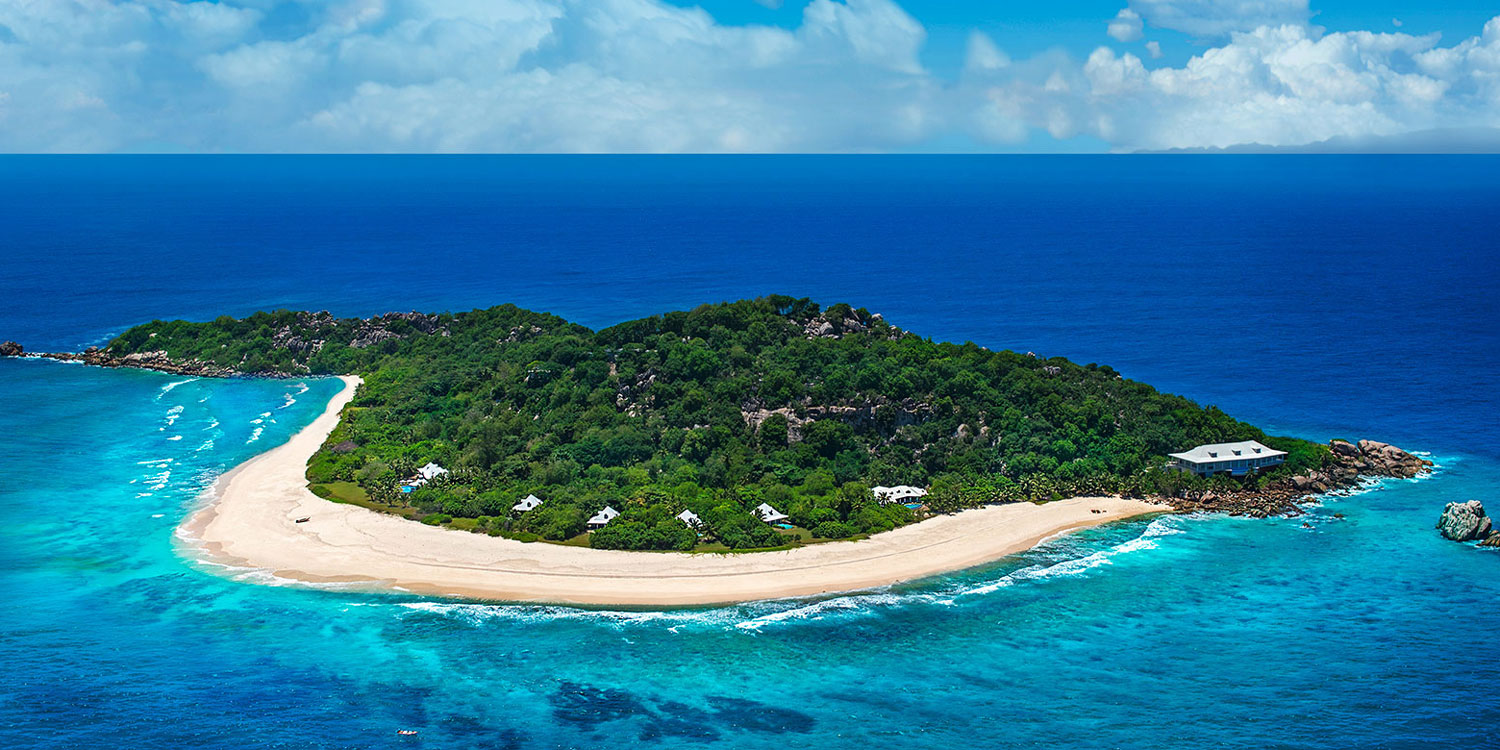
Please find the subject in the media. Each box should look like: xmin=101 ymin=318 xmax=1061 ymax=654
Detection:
xmin=181 ymin=376 xmax=1171 ymax=606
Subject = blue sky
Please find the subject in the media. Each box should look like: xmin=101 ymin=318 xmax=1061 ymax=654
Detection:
xmin=1 ymin=0 xmax=1498 ymax=153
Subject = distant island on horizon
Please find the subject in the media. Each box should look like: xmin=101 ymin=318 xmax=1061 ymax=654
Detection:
xmin=4 ymin=296 xmax=1429 ymax=556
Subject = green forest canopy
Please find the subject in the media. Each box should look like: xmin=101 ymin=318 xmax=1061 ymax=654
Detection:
xmin=110 ymin=296 xmax=1329 ymax=551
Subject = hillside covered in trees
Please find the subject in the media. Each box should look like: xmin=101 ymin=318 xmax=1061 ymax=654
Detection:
xmin=107 ymin=296 xmax=1328 ymax=550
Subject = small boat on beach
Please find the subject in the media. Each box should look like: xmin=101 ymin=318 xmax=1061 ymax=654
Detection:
xmin=294 ymin=517 xmax=310 ymax=523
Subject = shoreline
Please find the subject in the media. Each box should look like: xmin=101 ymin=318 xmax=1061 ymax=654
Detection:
xmin=179 ymin=376 xmax=1171 ymax=606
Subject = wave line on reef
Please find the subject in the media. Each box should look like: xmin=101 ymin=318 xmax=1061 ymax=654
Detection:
xmin=157 ymin=378 xmax=197 ymax=399
xmin=375 ymin=516 xmax=1189 ymax=634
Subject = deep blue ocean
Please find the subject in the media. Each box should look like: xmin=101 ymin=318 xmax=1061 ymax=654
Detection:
xmin=1 ymin=156 xmax=1497 ymax=748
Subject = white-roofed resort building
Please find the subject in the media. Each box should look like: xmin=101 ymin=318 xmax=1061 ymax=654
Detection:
xmin=1169 ymin=440 xmax=1286 ymax=478
xmin=587 ymin=506 xmax=620 ymax=530
xmin=872 ymin=485 xmax=928 ymax=505
xmin=753 ymin=503 xmax=789 ymax=524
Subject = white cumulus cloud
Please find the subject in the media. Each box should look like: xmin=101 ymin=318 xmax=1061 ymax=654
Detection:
xmin=1072 ymin=22 xmax=1500 ymax=150
xmin=1128 ymin=0 xmax=1310 ymax=38
xmin=0 ymin=0 xmax=1497 ymax=153
xmin=1108 ymin=9 xmax=1144 ymax=43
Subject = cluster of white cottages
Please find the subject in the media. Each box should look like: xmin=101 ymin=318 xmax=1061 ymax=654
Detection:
xmin=403 ymin=462 xmax=932 ymax=533
xmin=401 ymin=445 xmax=1277 ymax=531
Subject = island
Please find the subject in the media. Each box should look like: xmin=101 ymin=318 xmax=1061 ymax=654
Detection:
xmin=2 ymin=296 xmax=1432 ymax=604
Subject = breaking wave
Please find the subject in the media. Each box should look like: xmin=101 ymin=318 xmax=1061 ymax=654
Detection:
xmin=388 ymin=515 xmax=1190 ymax=634
xmin=156 ymin=379 xmax=196 ymax=399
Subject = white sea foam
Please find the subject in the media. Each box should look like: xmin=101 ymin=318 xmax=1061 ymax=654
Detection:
xmin=146 ymin=470 xmax=171 ymax=491
xmin=203 ymin=419 xmax=219 ymax=430
xmin=278 ymin=393 xmax=297 ymax=409
xmin=949 ymin=516 xmax=1185 ymax=599
xmin=166 ymin=435 xmax=182 ymax=442
xmin=160 ymin=405 xmax=184 ymax=431
xmin=246 ymin=427 xmax=263 ymax=444
xmin=733 ymin=593 xmax=903 ymax=632
xmin=157 ymin=379 xmax=196 ymax=398
xmin=293 ymin=382 xmax=310 ymax=395
xmin=376 ymin=515 xmax=1193 ymax=633
xmin=196 ymin=439 xmax=215 ymax=452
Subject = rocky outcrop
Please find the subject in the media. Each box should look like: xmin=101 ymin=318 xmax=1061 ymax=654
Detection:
xmin=1437 ymin=500 xmax=1493 ymax=542
xmin=349 ymin=311 xmax=449 ymax=349
xmin=1165 ymin=438 xmax=1433 ymax=518
xmin=1353 ymin=439 xmax=1430 ymax=478
xmin=23 ymin=347 xmax=246 ymax=378
xmin=0 ymin=341 xmax=22 ymax=357
xmin=742 ymin=397 xmax=932 ymax=442
xmin=798 ymin=307 xmax=902 ymax=340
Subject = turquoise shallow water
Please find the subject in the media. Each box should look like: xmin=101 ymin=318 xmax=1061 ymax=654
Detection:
xmin=2 ymin=155 xmax=1498 ymax=748
xmin=3 ymin=358 xmax=1496 ymax=749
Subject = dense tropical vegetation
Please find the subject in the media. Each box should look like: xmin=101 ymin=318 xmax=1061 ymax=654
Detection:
xmin=110 ymin=296 xmax=1329 ymax=550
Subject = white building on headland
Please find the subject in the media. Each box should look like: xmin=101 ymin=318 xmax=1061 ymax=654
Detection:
xmin=587 ymin=506 xmax=620 ymax=530
xmin=872 ymin=485 xmax=928 ymax=505
xmin=676 ymin=509 xmax=702 ymax=528
xmin=1169 ymin=440 xmax=1287 ymax=477
xmin=512 ymin=494 xmax=543 ymax=513
xmin=754 ymin=503 xmax=789 ymax=524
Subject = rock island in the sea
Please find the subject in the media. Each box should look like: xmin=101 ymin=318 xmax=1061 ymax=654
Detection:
xmin=5 ymin=296 xmax=1428 ymax=556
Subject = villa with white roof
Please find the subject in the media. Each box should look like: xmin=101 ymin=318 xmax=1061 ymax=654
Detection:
xmin=872 ymin=485 xmax=927 ymax=505
xmin=587 ymin=506 xmax=619 ymax=530
xmin=1169 ymin=440 xmax=1287 ymax=477
xmin=400 ymin=462 xmax=449 ymax=493
xmin=753 ymin=503 xmax=789 ymax=524
xmin=512 ymin=494 xmax=543 ymax=513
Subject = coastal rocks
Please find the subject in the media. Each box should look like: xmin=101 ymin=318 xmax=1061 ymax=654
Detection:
xmin=1354 ymin=439 xmax=1432 ymax=478
xmin=1436 ymin=500 xmax=1493 ymax=542
xmin=1164 ymin=438 xmax=1433 ymax=518
xmin=20 ymin=347 xmax=248 ymax=378
xmin=0 ymin=341 xmax=22 ymax=357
